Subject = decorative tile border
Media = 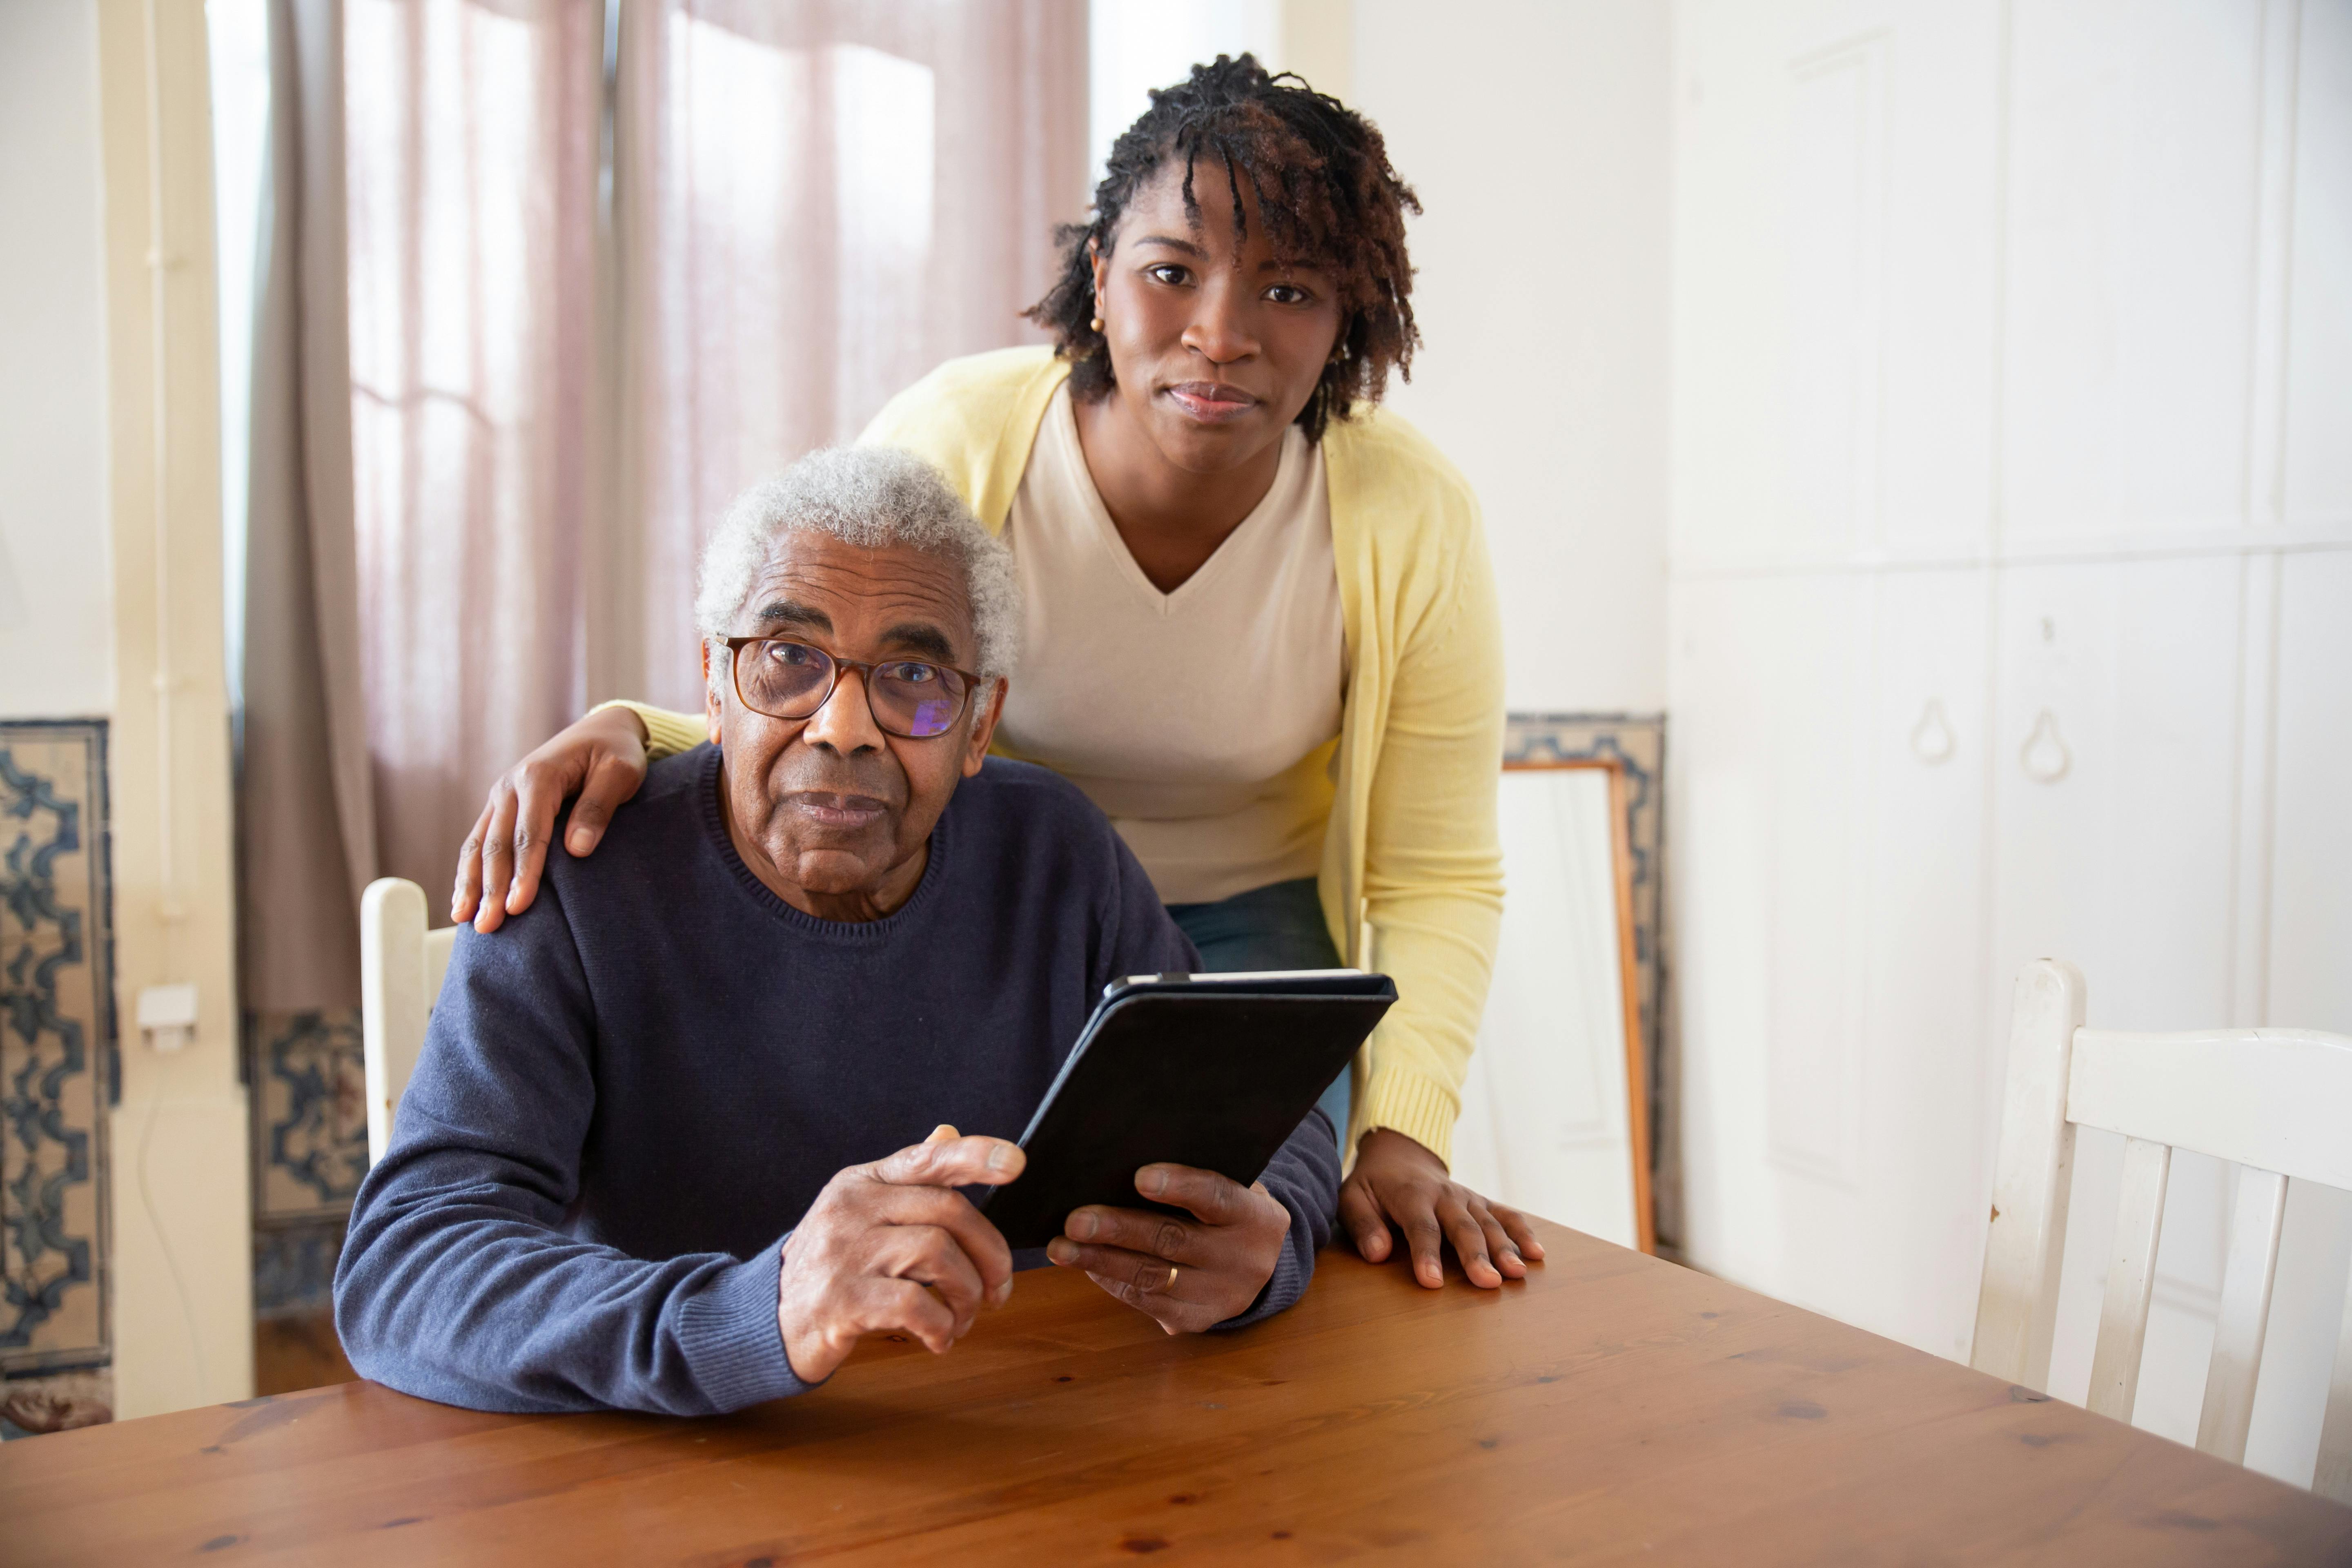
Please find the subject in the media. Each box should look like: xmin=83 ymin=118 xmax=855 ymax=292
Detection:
xmin=247 ymin=1007 xmax=368 ymax=1223
xmin=254 ymin=1214 xmax=346 ymax=1318
xmin=244 ymin=1001 xmax=365 ymax=1350
xmin=0 ymin=720 xmax=114 ymax=1393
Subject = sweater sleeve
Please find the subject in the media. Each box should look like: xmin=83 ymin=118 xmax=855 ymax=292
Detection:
xmin=592 ymin=697 xmax=706 ymax=762
xmin=1217 ymin=1108 xmax=1340 ymax=1330
xmin=333 ymin=882 xmax=807 ymax=1416
xmin=1350 ymin=448 xmax=1508 ymax=1169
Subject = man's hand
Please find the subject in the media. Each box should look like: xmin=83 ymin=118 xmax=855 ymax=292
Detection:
xmin=1046 ymin=1164 xmax=1290 ymax=1334
xmin=777 ymin=1125 xmax=1022 ymax=1385
xmin=454 ymin=706 xmax=651 ymax=932
xmin=1341 ymin=1128 xmax=1545 ymax=1288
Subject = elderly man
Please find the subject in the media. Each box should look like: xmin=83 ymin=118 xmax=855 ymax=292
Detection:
xmin=335 ymin=449 xmax=1339 ymax=1415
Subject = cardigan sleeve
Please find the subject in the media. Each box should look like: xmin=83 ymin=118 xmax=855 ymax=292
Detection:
xmin=1347 ymin=469 xmax=1508 ymax=1170
xmin=592 ymin=698 xmax=706 ymax=761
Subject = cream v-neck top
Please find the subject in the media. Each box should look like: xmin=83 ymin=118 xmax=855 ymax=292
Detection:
xmin=993 ymin=385 xmax=1346 ymax=905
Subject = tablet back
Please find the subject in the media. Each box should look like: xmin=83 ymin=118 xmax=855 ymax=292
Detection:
xmin=980 ymin=976 xmax=1395 ymax=1249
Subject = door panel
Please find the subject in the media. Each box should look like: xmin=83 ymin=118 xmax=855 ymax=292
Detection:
xmin=2283 ymin=0 xmax=2352 ymax=529
xmin=2001 ymin=0 xmax=2268 ymax=546
xmin=2268 ymin=549 xmax=2352 ymax=1031
xmin=1671 ymin=0 xmax=2002 ymax=570
xmin=1984 ymin=557 xmax=2246 ymax=1032
xmin=1671 ymin=568 xmax=1991 ymax=1352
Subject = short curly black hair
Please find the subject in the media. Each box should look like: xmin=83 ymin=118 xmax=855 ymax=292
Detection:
xmin=1025 ymin=54 xmax=1420 ymax=442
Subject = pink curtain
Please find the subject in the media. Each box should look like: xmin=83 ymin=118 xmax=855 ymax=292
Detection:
xmin=343 ymin=0 xmax=606 ymax=896
xmin=600 ymin=0 xmax=1089 ymax=710
xmin=332 ymin=0 xmax=1087 ymax=896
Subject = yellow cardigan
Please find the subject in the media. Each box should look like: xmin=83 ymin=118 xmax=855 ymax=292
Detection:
xmin=631 ymin=346 xmax=1503 ymax=1165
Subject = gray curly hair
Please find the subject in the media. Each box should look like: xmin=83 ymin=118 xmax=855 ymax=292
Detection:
xmin=693 ymin=447 xmax=1020 ymax=684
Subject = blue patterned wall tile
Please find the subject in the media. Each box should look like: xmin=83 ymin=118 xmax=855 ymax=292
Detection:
xmin=246 ymin=1007 xmax=368 ymax=1222
xmin=253 ymin=1216 xmax=346 ymax=1317
xmin=0 ymin=722 xmax=113 ymax=1385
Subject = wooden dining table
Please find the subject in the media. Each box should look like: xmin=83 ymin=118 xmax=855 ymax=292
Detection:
xmin=8 ymin=1218 xmax=2349 ymax=1565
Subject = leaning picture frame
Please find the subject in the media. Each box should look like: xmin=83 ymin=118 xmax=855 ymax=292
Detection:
xmin=1449 ymin=756 xmax=1655 ymax=1254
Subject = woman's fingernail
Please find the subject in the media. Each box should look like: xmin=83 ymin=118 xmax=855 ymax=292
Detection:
xmin=988 ymin=1143 xmax=1023 ymax=1173
xmin=1140 ymin=1168 xmax=1168 ymax=1196
xmin=1069 ymin=1211 xmax=1097 ymax=1239
xmin=1047 ymin=1238 xmax=1076 ymax=1265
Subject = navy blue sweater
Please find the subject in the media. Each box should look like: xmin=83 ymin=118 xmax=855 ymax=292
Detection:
xmin=334 ymin=747 xmax=1340 ymax=1415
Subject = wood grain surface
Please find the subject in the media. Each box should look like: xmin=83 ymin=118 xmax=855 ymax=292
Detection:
xmin=7 ymin=1220 xmax=2350 ymax=1565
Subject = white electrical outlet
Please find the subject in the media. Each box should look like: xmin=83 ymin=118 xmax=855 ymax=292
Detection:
xmin=136 ymin=982 xmax=199 ymax=1052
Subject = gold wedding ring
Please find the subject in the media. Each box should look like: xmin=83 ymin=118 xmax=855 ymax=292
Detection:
xmin=1167 ymin=1265 xmax=1180 ymax=1290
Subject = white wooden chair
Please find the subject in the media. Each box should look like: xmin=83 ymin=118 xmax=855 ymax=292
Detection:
xmin=359 ymin=878 xmax=458 ymax=1167
xmin=1972 ymin=958 xmax=2352 ymax=1501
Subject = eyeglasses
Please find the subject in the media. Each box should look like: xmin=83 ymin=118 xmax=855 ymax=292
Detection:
xmin=718 ymin=636 xmax=980 ymax=739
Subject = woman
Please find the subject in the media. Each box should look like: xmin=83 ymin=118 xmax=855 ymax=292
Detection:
xmin=452 ymin=56 xmax=1543 ymax=1291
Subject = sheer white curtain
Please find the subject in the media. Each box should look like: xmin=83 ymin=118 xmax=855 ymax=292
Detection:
xmin=601 ymin=0 xmax=1088 ymax=710
xmin=308 ymin=0 xmax=1085 ymax=909
xmin=342 ymin=0 xmax=607 ymax=906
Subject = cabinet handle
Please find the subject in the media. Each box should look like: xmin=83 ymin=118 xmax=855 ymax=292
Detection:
xmin=2021 ymin=709 xmax=2071 ymax=784
xmin=1911 ymin=698 xmax=1955 ymax=765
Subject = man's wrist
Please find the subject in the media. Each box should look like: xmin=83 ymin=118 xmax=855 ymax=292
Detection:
xmin=677 ymin=1238 xmax=808 ymax=1411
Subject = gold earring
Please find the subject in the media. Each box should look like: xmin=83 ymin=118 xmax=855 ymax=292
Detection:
xmin=1091 ymin=310 xmax=1105 ymax=332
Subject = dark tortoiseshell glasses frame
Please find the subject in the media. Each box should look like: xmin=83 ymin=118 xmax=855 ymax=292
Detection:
xmin=717 ymin=635 xmax=981 ymax=739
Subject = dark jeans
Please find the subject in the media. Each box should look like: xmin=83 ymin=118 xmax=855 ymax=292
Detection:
xmin=1165 ymin=876 xmax=1351 ymax=1147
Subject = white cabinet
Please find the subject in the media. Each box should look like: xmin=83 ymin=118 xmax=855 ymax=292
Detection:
xmin=1671 ymin=567 xmax=1993 ymax=1356
xmin=2270 ymin=551 xmax=2352 ymax=1029
xmin=2000 ymin=0 xmax=2274 ymax=549
xmin=1984 ymin=559 xmax=2248 ymax=1034
xmin=1666 ymin=0 xmax=2352 ymax=1452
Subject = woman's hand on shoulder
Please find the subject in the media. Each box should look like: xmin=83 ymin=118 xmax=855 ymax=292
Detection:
xmin=1339 ymin=1128 xmax=1545 ymax=1289
xmin=452 ymin=706 xmax=651 ymax=932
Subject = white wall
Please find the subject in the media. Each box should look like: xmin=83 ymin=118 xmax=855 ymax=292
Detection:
xmin=1089 ymin=0 xmax=1281 ymax=180
xmin=0 ymin=0 xmax=114 ymax=718
xmin=1354 ymin=0 xmax=1671 ymax=714
xmin=1085 ymin=1 xmax=1674 ymax=717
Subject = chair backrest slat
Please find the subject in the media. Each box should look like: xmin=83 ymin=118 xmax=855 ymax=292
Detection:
xmin=2069 ymin=1029 xmax=2352 ymax=1189
xmin=2319 ymin=1271 xmax=2352 ymax=1503
xmin=2194 ymin=1167 xmax=2288 ymax=1463
xmin=1973 ymin=960 xmax=2087 ymax=1390
xmin=361 ymin=878 xmax=454 ymax=1167
xmin=2086 ymin=1136 xmax=2172 ymax=1423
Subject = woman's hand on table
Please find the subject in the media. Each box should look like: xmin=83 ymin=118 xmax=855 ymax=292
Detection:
xmin=452 ymin=706 xmax=652 ymax=932
xmin=1341 ymin=1128 xmax=1544 ymax=1289
xmin=1048 ymin=1165 xmax=1291 ymax=1333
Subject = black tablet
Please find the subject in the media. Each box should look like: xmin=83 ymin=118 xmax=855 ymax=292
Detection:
xmin=978 ymin=969 xmax=1396 ymax=1250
